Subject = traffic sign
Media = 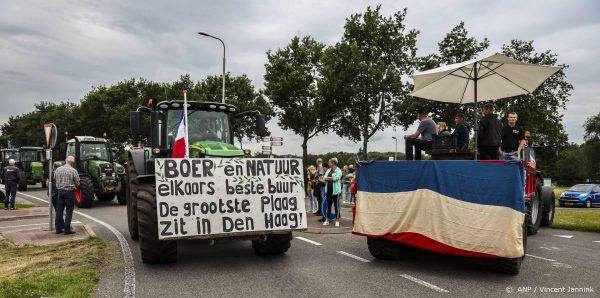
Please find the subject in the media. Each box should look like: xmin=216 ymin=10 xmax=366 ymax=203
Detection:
xmin=271 ymin=137 xmax=283 ymax=141
xmin=43 ymin=123 xmax=58 ymax=148
xmin=271 ymin=141 xmax=283 ymax=146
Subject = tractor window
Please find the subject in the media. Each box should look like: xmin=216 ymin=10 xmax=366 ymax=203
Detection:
xmin=80 ymin=143 xmax=109 ymax=161
xmin=20 ymin=151 xmax=38 ymax=162
xmin=167 ymin=109 xmax=231 ymax=146
xmin=67 ymin=143 xmax=76 ymax=157
xmin=5 ymin=151 xmax=19 ymax=161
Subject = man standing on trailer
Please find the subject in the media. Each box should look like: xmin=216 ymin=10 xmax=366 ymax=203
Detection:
xmin=500 ymin=112 xmax=526 ymax=161
xmin=477 ymin=103 xmax=503 ymax=160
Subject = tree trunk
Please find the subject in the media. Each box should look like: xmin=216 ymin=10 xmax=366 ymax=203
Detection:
xmin=301 ymin=139 xmax=308 ymax=169
xmin=362 ymin=130 xmax=369 ymax=160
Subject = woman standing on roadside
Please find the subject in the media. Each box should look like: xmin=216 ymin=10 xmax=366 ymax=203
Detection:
xmin=306 ymin=165 xmax=318 ymax=212
xmin=322 ymin=157 xmax=342 ymax=227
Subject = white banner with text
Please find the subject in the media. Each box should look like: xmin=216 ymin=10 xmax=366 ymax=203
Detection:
xmin=155 ymin=158 xmax=307 ymax=239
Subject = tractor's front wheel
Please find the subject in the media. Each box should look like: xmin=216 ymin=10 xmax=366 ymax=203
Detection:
xmin=97 ymin=193 xmax=115 ymax=201
xmin=126 ymin=161 xmax=139 ymax=240
xmin=252 ymin=233 xmax=292 ymax=255
xmin=367 ymin=237 xmax=402 ymax=260
xmin=116 ymin=176 xmax=127 ymax=205
xmin=480 ymin=219 xmax=527 ymax=274
xmin=75 ymin=176 xmax=95 ymax=208
xmin=137 ymin=182 xmax=177 ymax=263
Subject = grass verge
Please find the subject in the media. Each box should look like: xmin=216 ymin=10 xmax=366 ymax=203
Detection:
xmin=14 ymin=203 xmax=37 ymax=209
xmin=0 ymin=237 xmax=108 ymax=298
xmin=550 ymin=209 xmax=600 ymax=233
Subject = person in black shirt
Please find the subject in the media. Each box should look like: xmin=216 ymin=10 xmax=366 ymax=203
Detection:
xmin=477 ymin=103 xmax=503 ymax=160
xmin=2 ymin=159 xmax=20 ymax=210
xmin=500 ymin=112 xmax=525 ymax=161
xmin=452 ymin=113 xmax=471 ymax=150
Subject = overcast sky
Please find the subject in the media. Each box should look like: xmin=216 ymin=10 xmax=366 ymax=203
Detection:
xmin=1 ymin=0 xmax=598 ymax=157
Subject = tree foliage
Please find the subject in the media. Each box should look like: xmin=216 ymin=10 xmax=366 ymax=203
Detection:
xmin=264 ymin=35 xmax=330 ymax=165
xmin=1 ymin=74 xmax=271 ymax=147
xmin=320 ymin=6 xmax=419 ymax=159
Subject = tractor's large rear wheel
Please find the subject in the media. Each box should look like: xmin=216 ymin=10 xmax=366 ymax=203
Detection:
xmin=252 ymin=233 xmax=292 ymax=255
xmin=541 ymin=186 xmax=555 ymax=227
xmin=137 ymin=182 xmax=177 ymax=263
xmin=75 ymin=176 xmax=95 ymax=208
xmin=367 ymin=237 xmax=402 ymax=260
xmin=527 ymin=184 xmax=543 ymax=235
xmin=126 ymin=161 xmax=139 ymax=240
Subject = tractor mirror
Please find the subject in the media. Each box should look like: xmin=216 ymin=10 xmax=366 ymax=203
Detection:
xmin=130 ymin=111 xmax=142 ymax=137
xmin=255 ymin=115 xmax=267 ymax=137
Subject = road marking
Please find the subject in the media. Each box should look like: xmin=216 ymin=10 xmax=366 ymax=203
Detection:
xmin=553 ymin=235 xmax=573 ymax=239
xmin=0 ymin=221 xmax=81 ymax=229
xmin=526 ymin=254 xmax=556 ymax=262
xmin=551 ymin=262 xmax=573 ymax=269
xmin=399 ymin=274 xmax=449 ymax=293
xmin=296 ymin=236 xmax=322 ymax=246
xmin=18 ymin=192 xmax=135 ymax=298
xmin=593 ymin=241 xmax=600 ymax=243
xmin=337 ymin=251 xmax=370 ymax=263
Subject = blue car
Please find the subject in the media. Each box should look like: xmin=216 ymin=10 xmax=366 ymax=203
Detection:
xmin=559 ymin=184 xmax=600 ymax=208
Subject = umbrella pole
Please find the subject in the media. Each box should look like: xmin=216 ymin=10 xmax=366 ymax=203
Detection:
xmin=473 ymin=62 xmax=478 ymax=160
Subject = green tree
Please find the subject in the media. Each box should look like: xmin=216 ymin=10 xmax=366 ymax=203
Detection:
xmin=0 ymin=101 xmax=81 ymax=147
xmin=264 ymin=35 xmax=330 ymax=166
xmin=194 ymin=74 xmax=274 ymax=146
xmin=555 ymin=144 xmax=587 ymax=185
xmin=403 ymin=22 xmax=490 ymax=128
xmin=320 ymin=6 xmax=419 ymax=159
xmin=583 ymin=111 xmax=600 ymax=180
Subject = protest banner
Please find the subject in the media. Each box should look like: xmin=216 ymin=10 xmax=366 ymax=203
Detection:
xmin=155 ymin=158 xmax=307 ymax=239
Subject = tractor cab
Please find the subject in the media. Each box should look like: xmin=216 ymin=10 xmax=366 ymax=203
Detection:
xmin=60 ymin=136 xmax=126 ymax=208
xmin=130 ymin=100 xmax=267 ymax=159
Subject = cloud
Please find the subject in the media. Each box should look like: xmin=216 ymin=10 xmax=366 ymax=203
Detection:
xmin=1 ymin=0 xmax=598 ymax=152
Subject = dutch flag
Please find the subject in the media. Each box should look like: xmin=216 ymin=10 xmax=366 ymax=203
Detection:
xmin=171 ymin=109 xmax=188 ymax=158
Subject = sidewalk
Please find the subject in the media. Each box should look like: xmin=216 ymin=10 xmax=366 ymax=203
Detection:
xmin=0 ymin=194 xmax=94 ymax=246
xmin=305 ymin=211 xmax=353 ymax=234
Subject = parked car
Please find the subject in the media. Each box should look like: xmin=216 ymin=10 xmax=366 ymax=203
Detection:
xmin=559 ymin=184 xmax=600 ymax=208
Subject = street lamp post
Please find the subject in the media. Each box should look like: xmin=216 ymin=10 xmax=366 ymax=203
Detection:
xmin=392 ymin=137 xmax=398 ymax=160
xmin=198 ymin=31 xmax=226 ymax=104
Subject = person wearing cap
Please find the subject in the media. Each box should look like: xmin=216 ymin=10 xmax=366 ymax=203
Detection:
xmin=54 ymin=156 xmax=80 ymax=235
xmin=404 ymin=109 xmax=438 ymax=160
xmin=2 ymin=159 xmax=20 ymax=210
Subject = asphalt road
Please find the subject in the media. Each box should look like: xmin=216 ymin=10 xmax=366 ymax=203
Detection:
xmin=17 ymin=185 xmax=600 ymax=297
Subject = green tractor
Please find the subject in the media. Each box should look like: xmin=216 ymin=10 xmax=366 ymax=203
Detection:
xmin=58 ymin=136 xmax=126 ymax=208
xmin=0 ymin=147 xmax=47 ymax=191
xmin=127 ymin=100 xmax=290 ymax=264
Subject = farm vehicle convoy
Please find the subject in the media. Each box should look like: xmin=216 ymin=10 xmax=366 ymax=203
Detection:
xmin=1 ymin=100 xmax=554 ymax=275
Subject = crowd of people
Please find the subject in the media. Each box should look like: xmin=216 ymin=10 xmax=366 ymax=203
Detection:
xmin=305 ymin=157 xmax=356 ymax=227
xmin=404 ymin=103 xmax=526 ymax=161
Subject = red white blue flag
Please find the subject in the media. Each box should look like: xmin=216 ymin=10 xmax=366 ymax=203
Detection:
xmin=171 ymin=110 xmax=188 ymax=158
xmin=353 ymin=160 xmax=525 ymax=259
